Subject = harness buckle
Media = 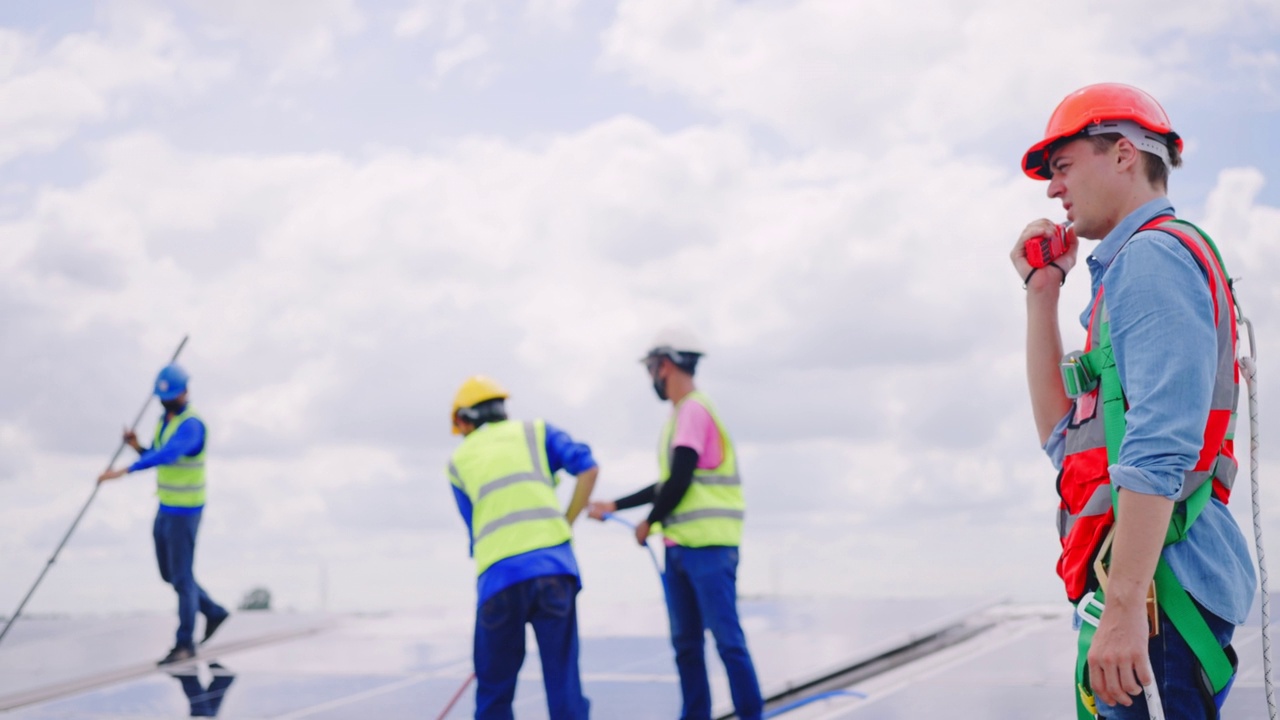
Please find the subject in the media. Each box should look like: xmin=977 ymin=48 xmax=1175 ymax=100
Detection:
xmin=1076 ymin=591 xmax=1105 ymax=628
xmin=1060 ymin=350 xmax=1098 ymax=399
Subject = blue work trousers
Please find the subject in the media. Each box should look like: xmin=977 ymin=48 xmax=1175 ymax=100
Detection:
xmin=664 ymin=545 xmax=763 ymax=720
xmin=153 ymin=510 xmax=227 ymax=649
xmin=473 ymin=574 xmax=589 ymax=720
xmin=1097 ymin=606 xmax=1235 ymax=719
xmin=170 ymin=668 xmax=235 ymax=716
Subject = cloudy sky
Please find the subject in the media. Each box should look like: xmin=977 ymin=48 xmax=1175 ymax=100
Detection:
xmin=1 ymin=0 xmax=1278 ymax=620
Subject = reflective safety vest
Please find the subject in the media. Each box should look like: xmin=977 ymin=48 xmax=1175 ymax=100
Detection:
xmin=154 ymin=407 xmax=207 ymax=508
xmin=654 ymin=391 xmax=744 ymax=547
xmin=449 ymin=419 xmax=572 ymax=576
xmin=1056 ymin=218 xmax=1242 ymax=718
xmin=1056 ymin=217 xmax=1239 ymax=604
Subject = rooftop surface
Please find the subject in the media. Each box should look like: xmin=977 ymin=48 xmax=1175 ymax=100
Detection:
xmin=0 ymin=596 xmax=1275 ymax=719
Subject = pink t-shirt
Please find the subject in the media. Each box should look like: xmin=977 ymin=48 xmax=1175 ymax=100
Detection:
xmin=670 ymin=398 xmax=724 ymax=469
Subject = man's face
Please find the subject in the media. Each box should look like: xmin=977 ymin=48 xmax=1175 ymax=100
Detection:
xmin=1045 ymin=138 xmax=1124 ymax=240
xmin=645 ymin=355 xmax=672 ymax=401
xmin=645 ymin=356 xmax=665 ymax=383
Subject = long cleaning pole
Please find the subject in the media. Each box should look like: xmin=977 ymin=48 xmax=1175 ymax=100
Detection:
xmin=434 ymin=673 xmax=476 ymax=720
xmin=0 ymin=335 xmax=189 ymax=648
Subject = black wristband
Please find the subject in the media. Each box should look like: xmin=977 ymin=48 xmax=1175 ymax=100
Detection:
xmin=1047 ymin=262 xmax=1066 ymax=285
xmin=1023 ymin=262 xmax=1066 ymax=289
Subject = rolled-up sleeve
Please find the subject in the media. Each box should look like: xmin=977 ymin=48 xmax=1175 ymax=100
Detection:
xmin=1043 ymin=411 xmax=1070 ymax=470
xmin=1105 ymin=232 xmax=1217 ymax=499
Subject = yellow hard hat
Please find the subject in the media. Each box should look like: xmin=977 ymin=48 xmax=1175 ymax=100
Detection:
xmin=451 ymin=375 xmax=509 ymax=434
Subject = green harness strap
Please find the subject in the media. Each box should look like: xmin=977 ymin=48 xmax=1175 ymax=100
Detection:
xmin=1071 ymin=221 xmax=1237 ymax=717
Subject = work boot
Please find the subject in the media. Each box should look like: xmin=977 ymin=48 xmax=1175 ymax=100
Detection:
xmin=202 ymin=612 xmax=230 ymax=645
xmin=157 ymin=644 xmax=196 ymax=666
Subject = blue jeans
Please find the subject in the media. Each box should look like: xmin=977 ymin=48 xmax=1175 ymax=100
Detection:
xmin=153 ymin=510 xmax=227 ymax=649
xmin=664 ymin=545 xmax=763 ymax=720
xmin=1097 ymin=606 xmax=1236 ymax=719
xmin=169 ymin=665 xmax=235 ymax=716
xmin=473 ymin=574 xmax=589 ymax=720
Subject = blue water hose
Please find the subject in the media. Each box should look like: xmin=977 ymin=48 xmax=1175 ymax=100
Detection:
xmin=602 ymin=512 xmax=664 ymax=579
xmin=762 ymin=689 xmax=868 ymax=718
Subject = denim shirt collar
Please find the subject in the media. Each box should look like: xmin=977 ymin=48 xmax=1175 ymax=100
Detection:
xmin=1080 ymin=197 xmax=1175 ymax=329
xmin=1086 ymin=197 xmax=1176 ymax=276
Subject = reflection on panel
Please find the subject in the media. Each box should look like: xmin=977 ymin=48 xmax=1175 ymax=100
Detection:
xmin=6 ymin=597 xmax=1271 ymax=719
xmin=164 ymin=661 xmax=236 ymax=717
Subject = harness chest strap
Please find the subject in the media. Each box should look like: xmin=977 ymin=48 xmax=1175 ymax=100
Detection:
xmin=1069 ymin=219 xmax=1239 ymax=716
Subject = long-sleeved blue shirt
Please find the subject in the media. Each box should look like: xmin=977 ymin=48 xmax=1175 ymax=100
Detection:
xmin=130 ymin=414 xmax=206 ymax=515
xmin=451 ymin=421 xmax=597 ymax=606
xmin=1044 ymin=197 xmax=1255 ymax=624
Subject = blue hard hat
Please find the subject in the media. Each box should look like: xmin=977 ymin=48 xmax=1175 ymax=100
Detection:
xmin=154 ymin=364 xmax=189 ymax=400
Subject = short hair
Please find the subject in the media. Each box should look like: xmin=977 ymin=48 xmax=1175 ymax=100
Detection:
xmin=457 ymin=398 xmax=507 ymax=429
xmin=1086 ymin=133 xmax=1181 ymax=190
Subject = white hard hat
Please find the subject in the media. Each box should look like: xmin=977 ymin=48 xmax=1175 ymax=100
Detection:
xmin=641 ymin=326 xmax=705 ymax=366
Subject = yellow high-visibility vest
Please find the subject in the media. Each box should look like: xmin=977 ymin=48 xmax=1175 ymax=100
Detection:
xmin=654 ymin=391 xmax=743 ymax=547
xmin=153 ymin=408 xmax=206 ymax=508
xmin=450 ymin=419 xmax=572 ymax=575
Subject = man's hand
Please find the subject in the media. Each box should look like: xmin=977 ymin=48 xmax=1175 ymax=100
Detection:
xmin=587 ymin=500 xmax=616 ymax=521
xmin=122 ymin=427 xmax=142 ymax=452
xmin=1087 ymin=599 xmax=1152 ymax=707
xmin=97 ymin=467 xmax=128 ymax=484
xmin=635 ymin=520 xmax=651 ymax=545
xmin=1012 ymin=219 xmax=1079 ymax=288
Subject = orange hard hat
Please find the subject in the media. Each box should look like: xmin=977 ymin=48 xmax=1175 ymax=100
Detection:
xmin=1022 ymin=83 xmax=1182 ymax=180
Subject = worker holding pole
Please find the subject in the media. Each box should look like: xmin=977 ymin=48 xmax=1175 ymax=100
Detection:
xmin=1014 ymin=84 xmax=1255 ymax=718
xmin=447 ymin=375 xmax=597 ymax=720
xmin=98 ymin=364 xmax=230 ymax=665
xmin=588 ymin=328 xmax=763 ymax=720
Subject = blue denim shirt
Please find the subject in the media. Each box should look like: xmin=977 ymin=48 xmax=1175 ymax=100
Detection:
xmin=451 ymin=421 xmax=596 ymax=606
xmin=1044 ymin=197 xmax=1255 ymax=625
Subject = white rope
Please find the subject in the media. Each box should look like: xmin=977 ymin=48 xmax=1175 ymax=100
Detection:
xmin=1242 ymin=351 xmax=1276 ymax=719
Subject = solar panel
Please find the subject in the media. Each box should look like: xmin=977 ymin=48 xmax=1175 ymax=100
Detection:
xmin=1 ymin=596 xmax=1274 ymax=719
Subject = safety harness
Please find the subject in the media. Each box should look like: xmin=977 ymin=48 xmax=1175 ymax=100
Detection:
xmin=1062 ymin=218 xmax=1240 ymax=718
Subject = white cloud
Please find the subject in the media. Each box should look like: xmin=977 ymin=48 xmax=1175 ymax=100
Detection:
xmin=601 ymin=0 xmax=1278 ymax=148
xmin=185 ymin=0 xmax=365 ymax=82
xmin=2 ymin=1 xmax=1278 ymax=616
xmin=525 ymin=0 xmax=582 ymax=29
xmin=432 ymin=33 xmax=490 ymax=82
xmin=393 ymin=3 xmax=434 ymax=38
xmin=0 ymin=14 xmax=228 ymax=165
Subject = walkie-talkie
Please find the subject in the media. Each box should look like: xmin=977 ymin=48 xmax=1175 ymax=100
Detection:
xmin=1026 ymin=223 xmax=1073 ymax=268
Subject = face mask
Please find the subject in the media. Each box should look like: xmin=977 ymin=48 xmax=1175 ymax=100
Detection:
xmin=161 ymin=398 xmax=186 ymax=414
xmin=650 ymin=367 xmax=669 ymax=401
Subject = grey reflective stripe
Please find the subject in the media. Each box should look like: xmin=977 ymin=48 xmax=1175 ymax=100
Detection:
xmin=1178 ymin=471 xmax=1212 ymax=502
xmin=665 ymin=508 xmax=745 ymax=526
xmin=448 ymin=462 xmax=463 ymax=486
xmin=172 ymin=461 xmax=204 ymax=469
xmin=474 ymin=507 xmax=563 ymax=543
xmin=692 ymin=474 xmax=741 ymax=487
xmin=476 ymin=471 xmax=553 ymax=501
xmin=523 ymin=421 xmax=550 ymax=483
xmin=1064 ymin=402 xmax=1107 ymax=455
xmin=1212 ymin=453 xmax=1238 ymax=491
xmin=1059 ymin=485 xmax=1111 ymax=539
xmin=158 ymin=483 xmax=206 ymax=492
